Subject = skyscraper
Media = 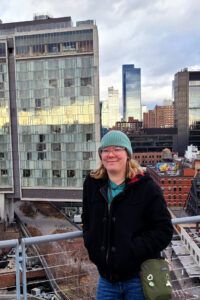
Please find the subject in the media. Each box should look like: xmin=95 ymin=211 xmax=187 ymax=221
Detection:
xmin=0 ymin=16 xmax=100 ymax=220
xmin=101 ymin=86 xmax=120 ymax=129
xmin=122 ymin=64 xmax=141 ymax=121
xmin=174 ymin=69 xmax=200 ymax=155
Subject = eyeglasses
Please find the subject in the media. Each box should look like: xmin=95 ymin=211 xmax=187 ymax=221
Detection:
xmin=101 ymin=147 xmax=126 ymax=155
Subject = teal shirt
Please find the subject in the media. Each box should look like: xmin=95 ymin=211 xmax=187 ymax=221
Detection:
xmin=107 ymin=180 xmax=125 ymax=207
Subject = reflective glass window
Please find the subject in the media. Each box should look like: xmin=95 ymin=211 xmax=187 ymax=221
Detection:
xmin=52 ymin=170 xmax=61 ymax=177
xmin=23 ymin=169 xmax=31 ymax=177
xmin=0 ymin=43 xmax=6 ymax=57
xmin=67 ymin=170 xmax=75 ymax=177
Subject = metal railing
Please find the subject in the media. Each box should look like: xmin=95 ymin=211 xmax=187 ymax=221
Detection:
xmin=0 ymin=215 xmax=200 ymax=300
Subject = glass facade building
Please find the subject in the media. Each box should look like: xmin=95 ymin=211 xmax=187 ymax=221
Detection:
xmin=0 ymin=16 xmax=100 ymax=201
xmin=122 ymin=64 xmax=141 ymax=121
xmin=0 ymin=42 xmax=13 ymax=189
xmin=101 ymin=87 xmax=120 ymax=129
xmin=189 ymin=80 xmax=200 ymax=126
xmin=174 ymin=70 xmax=200 ymax=155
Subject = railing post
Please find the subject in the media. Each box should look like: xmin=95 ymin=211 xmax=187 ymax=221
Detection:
xmin=15 ymin=242 xmax=21 ymax=300
xmin=21 ymin=240 xmax=28 ymax=300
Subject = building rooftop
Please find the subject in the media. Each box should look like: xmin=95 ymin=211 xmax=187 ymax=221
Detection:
xmin=171 ymin=240 xmax=200 ymax=278
xmin=148 ymin=161 xmax=196 ymax=177
xmin=0 ymin=16 xmax=72 ymax=29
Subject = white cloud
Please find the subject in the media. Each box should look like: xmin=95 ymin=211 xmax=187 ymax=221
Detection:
xmin=1 ymin=0 xmax=200 ymax=107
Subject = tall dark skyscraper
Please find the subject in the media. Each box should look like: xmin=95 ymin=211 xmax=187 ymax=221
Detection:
xmin=122 ymin=64 xmax=141 ymax=121
xmin=174 ymin=69 xmax=200 ymax=155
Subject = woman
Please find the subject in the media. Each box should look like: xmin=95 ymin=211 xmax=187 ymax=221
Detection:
xmin=82 ymin=130 xmax=173 ymax=300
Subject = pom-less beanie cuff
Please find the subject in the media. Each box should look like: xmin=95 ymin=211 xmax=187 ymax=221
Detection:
xmin=99 ymin=130 xmax=133 ymax=157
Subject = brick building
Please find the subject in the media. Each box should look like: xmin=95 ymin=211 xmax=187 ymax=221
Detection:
xmin=143 ymin=105 xmax=174 ymax=128
xmin=133 ymin=152 xmax=162 ymax=166
xmin=133 ymin=148 xmax=174 ymax=166
xmin=147 ymin=164 xmax=194 ymax=207
xmin=143 ymin=109 xmax=155 ymax=128
xmin=114 ymin=117 xmax=142 ymax=133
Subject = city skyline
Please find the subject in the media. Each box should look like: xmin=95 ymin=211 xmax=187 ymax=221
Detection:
xmin=1 ymin=0 xmax=200 ymax=107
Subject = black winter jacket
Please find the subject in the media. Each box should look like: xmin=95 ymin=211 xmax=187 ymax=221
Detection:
xmin=82 ymin=173 xmax=173 ymax=282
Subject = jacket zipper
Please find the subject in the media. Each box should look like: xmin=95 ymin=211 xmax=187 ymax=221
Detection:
xmin=106 ymin=202 xmax=111 ymax=264
xmin=100 ymin=186 xmax=125 ymax=264
xmin=100 ymin=186 xmax=111 ymax=264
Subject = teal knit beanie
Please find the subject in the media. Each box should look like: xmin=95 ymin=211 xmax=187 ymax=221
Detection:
xmin=99 ymin=130 xmax=133 ymax=157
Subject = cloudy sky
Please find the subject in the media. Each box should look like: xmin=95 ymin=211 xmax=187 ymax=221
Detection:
xmin=1 ymin=0 xmax=200 ymax=107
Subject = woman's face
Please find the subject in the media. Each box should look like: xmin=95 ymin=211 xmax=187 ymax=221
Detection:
xmin=101 ymin=146 xmax=128 ymax=175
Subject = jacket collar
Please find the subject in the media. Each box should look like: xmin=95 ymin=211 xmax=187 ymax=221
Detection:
xmin=87 ymin=172 xmax=147 ymax=189
xmin=127 ymin=172 xmax=145 ymax=185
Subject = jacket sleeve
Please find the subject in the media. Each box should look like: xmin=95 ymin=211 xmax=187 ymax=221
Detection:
xmin=131 ymin=181 xmax=173 ymax=259
xmin=81 ymin=177 xmax=90 ymax=240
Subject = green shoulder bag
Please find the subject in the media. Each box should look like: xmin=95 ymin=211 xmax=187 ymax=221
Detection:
xmin=140 ymin=258 xmax=172 ymax=300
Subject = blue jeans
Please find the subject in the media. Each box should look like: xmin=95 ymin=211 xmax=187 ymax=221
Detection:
xmin=96 ymin=275 xmax=146 ymax=300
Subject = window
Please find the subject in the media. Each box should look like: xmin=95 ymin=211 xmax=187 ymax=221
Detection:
xmin=42 ymin=170 xmax=48 ymax=178
xmin=78 ymin=41 xmax=91 ymax=52
xmin=52 ymin=170 xmax=61 ymax=178
xmin=179 ymin=187 xmax=181 ymax=191
xmin=0 ymin=82 xmax=4 ymax=90
xmin=64 ymin=78 xmax=74 ymax=87
xmin=35 ymin=98 xmax=42 ymax=108
xmin=70 ymin=96 xmax=76 ymax=104
xmin=0 ymin=91 xmax=4 ymax=98
xmin=86 ymin=133 xmax=92 ymax=141
xmin=22 ymin=135 xmax=31 ymax=143
xmin=47 ymin=43 xmax=60 ymax=53
xmin=39 ymin=134 xmax=45 ymax=142
xmin=38 ymin=152 xmax=46 ymax=160
xmin=0 ymin=43 xmax=6 ymax=57
xmin=51 ymin=125 xmax=61 ymax=133
xmin=27 ymin=152 xmax=32 ymax=160
xmin=23 ymin=169 xmax=31 ymax=177
xmin=52 ymin=143 xmax=61 ymax=151
xmin=81 ymin=77 xmax=92 ymax=86
xmin=82 ymin=170 xmax=90 ymax=178
xmin=0 ymin=152 xmax=4 ymax=160
xmin=49 ymin=79 xmax=57 ymax=88
xmin=83 ymin=152 xmax=93 ymax=160
xmin=62 ymin=41 xmax=76 ymax=51
xmin=16 ymin=45 xmax=29 ymax=55
xmin=32 ymin=44 xmax=45 ymax=54
xmin=1 ymin=169 xmax=7 ymax=176
xmin=36 ymin=143 xmax=46 ymax=151
xmin=67 ymin=170 xmax=75 ymax=178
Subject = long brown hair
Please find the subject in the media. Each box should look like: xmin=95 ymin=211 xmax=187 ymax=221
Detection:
xmin=90 ymin=158 xmax=144 ymax=179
